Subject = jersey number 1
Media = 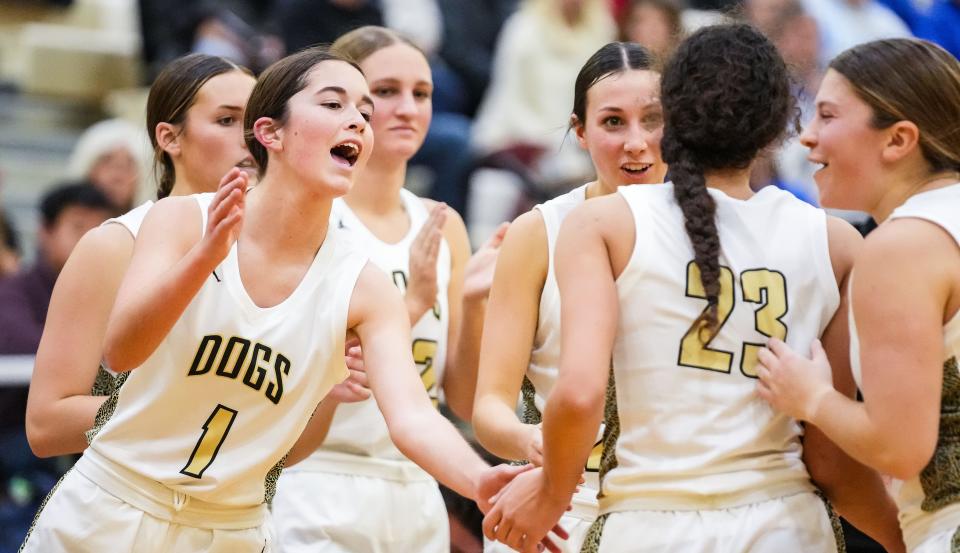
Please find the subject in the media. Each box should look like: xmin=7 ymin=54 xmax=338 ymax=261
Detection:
xmin=678 ymin=261 xmax=788 ymax=377
xmin=181 ymin=404 xmax=238 ymax=479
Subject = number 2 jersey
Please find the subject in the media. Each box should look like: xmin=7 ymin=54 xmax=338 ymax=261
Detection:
xmin=295 ymin=189 xmax=451 ymax=481
xmin=86 ymin=193 xmax=369 ymax=507
xmin=601 ymin=183 xmax=839 ymax=514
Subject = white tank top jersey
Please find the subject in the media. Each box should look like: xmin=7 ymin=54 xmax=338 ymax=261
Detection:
xmin=297 ymin=188 xmax=451 ymax=481
xmin=103 ymin=200 xmax=154 ymax=237
xmin=94 ymin=200 xmax=155 ymax=382
xmin=86 ymin=192 xmax=369 ymax=507
xmin=529 ymin=184 xmax=602 ymax=514
xmin=602 ymin=183 xmax=839 ymax=514
xmin=850 ymin=182 xmax=960 ymax=551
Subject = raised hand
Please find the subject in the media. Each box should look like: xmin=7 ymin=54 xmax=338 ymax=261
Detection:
xmin=200 ymin=168 xmax=247 ymax=263
xmin=406 ymin=202 xmax=447 ymax=320
xmin=482 ymin=467 xmax=571 ymax=553
xmin=462 ymin=222 xmax=509 ymax=301
xmin=756 ymin=338 xmax=835 ymax=422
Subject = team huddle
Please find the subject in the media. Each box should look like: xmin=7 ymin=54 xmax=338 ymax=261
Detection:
xmin=16 ymin=20 xmax=960 ymax=553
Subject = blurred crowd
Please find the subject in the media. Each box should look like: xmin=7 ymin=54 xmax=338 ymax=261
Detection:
xmin=0 ymin=0 xmax=957 ymax=550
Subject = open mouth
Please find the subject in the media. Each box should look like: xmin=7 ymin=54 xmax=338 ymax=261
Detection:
xmin=331 ymin=141 xmax=361 ymax=167
xmin=622 ymin=162 xmax=653 ymax=176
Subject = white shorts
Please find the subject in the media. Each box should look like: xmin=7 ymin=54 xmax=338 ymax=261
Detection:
xmin=272 ymin=470 xmax=449 ymax=553
xmin=589 ymin=492 xmax=840 ymax=553
xmin=911 ymin=526 xmax=960 ymax=553
xmin=21 ymin=469 xmax=271 ymax=553
xmin=484 ymin=512 xmax=594 ymax=553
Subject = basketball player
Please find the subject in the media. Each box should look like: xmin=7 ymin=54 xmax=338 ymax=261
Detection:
xmin=756 ymin=39 xmax=960 ymax=553
xmin=472 ymin=41 xmax=666 ymax=553
xmin=20 ymin=47 xmax=528 ymax=553
xmin=482 ymin=24 xmax=904 ymax=553
xmin=271 ymin=26 xmax=508 ymax=553
xmin=26 ymin=54 xmax=257 ymax=458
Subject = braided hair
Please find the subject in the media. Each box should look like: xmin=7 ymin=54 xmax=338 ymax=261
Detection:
xmin=660 ymin=24 xmax=794 ymax=331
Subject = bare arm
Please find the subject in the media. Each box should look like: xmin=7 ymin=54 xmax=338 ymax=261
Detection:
xmin=104 ymin=173 xmax=246 ymax=372
xmin=349 ymin=262 xmax=493 ymax=500
xmin=800 ymin=217 xmax=904 ymax=553
xmin=285 ymin=341 xmax=370 ymax=466
xmin=285 ymin=398 xmax=342 ymax=467
xmin=25 ymin=225 xmax=132 ymax=456
xmin=441 ymin=206 xmax=508 ymax=421
xmin=759 ymin=218 xmax=954 ymax=479
xmin=473 ymin=211 xmax=547 ymax=463
xmin=484 ymin=197 xmax=630 ymax=552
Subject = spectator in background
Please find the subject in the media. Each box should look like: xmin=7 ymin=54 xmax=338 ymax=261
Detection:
xmin=381 ymin=0 xmax=444 ymax=55
xmin=0 ymin=183 xmax=114 ymax=354
xmin=0 ymin=184 xmax=113 ymax=551
xmin=801 ymin=0 xmax=911 ymax=64
xmin=471 ymin=0 xmax=615 ymax=190
xmin=275 ymin=0 xmax=383 ymax=54
xmin=0 ymin=210 xmax=20 ymax=279
xmin=435 ymin=0 xmax=518 ymax=117
xmin=618 ymin=0 xmax=684 ymax=60
xmin=66 ymin=119 xmax=147 ymax=213
xmin=139 ymin=0 xmax=281 ymax=77
xmin=915 ymin=0 xmax=960 ymax=59
xmin=760 ymin=0 xmax=823 ymax=204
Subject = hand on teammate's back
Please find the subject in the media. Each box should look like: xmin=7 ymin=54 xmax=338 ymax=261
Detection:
xmin=756 ymin=338 xmax=835 ymax=422
xmin=406 ymin=202 xmax=447 ymax=319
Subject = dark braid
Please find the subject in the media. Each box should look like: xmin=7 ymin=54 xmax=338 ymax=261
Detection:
xmin=660 ymin=23 xmax=793 ymax=333
xmin=668 ymin=151 xmax=722 ymax=328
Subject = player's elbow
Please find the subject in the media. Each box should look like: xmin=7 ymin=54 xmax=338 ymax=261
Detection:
xmin=386 ymin=416 xmax=419 ymax=457
xmin=881 ymin=445 xmax=935 ymax=481
xmin=444 ymin=384 xmax=473 ymax=423
xmin=551 ymin=381 xmax=604 ymax=421
xmin=102 ymin=335 xmax=138 ymax=373
xmin=471 ymin=397 xmax=498 ymax=451
xmin=25 ymin=411 xmax=63 ymax=458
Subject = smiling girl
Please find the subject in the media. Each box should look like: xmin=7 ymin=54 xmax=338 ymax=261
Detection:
xmin=20 ymin=47 xmax=524 ymax=553
xmin=271 ymin=26 xmax=506 ymax=553
xmin=472 ymin=41 xmax=667 ymax=553
xmin=756 ymin=38 xmax=960 ymax=553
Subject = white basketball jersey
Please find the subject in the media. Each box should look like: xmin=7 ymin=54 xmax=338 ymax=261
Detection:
xmin=528 ymin=184 xmax=601 ymax=514
xmin=87 ymin=192 xmax=368 ymax=507
xmin=94 ymin=200 xmax=155 ymax=385
xmin=103 ymin=200 xmax=154 ymax=237
xmin=298 ymin=189 xmax=451 ymax=480
xmin=852 ymin=183 xmax=960 ymax=550
xmin=601 ymin=183 xmax=839 ymax=514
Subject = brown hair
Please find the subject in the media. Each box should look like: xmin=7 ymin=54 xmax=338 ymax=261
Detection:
xmin=830 ymin=39 xmax=960 ymax=173
xmin=661 ymin=24 xmax=793 ymax=331
xmin=147 ymin=54 xmax=252 ymax=199
xmin=330 ymin=25 xmax=422 ymax=65
xmin=571 ymin=41 xmax=659 ymax=131
xmin=243 ymin=47 xmax=363 ymax=176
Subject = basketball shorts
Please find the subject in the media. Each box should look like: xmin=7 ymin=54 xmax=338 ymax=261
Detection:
xmin=272 ymin=469 xmax=448 ymax=553
xmin=586 ymin=491 xmax=840 ymax=553
xmin=21 ymin=455 xmax=271 ymax=553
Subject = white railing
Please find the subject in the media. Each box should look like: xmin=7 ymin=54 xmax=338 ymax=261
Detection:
xmin=0 ymin=355 xmax=34 ymax=385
